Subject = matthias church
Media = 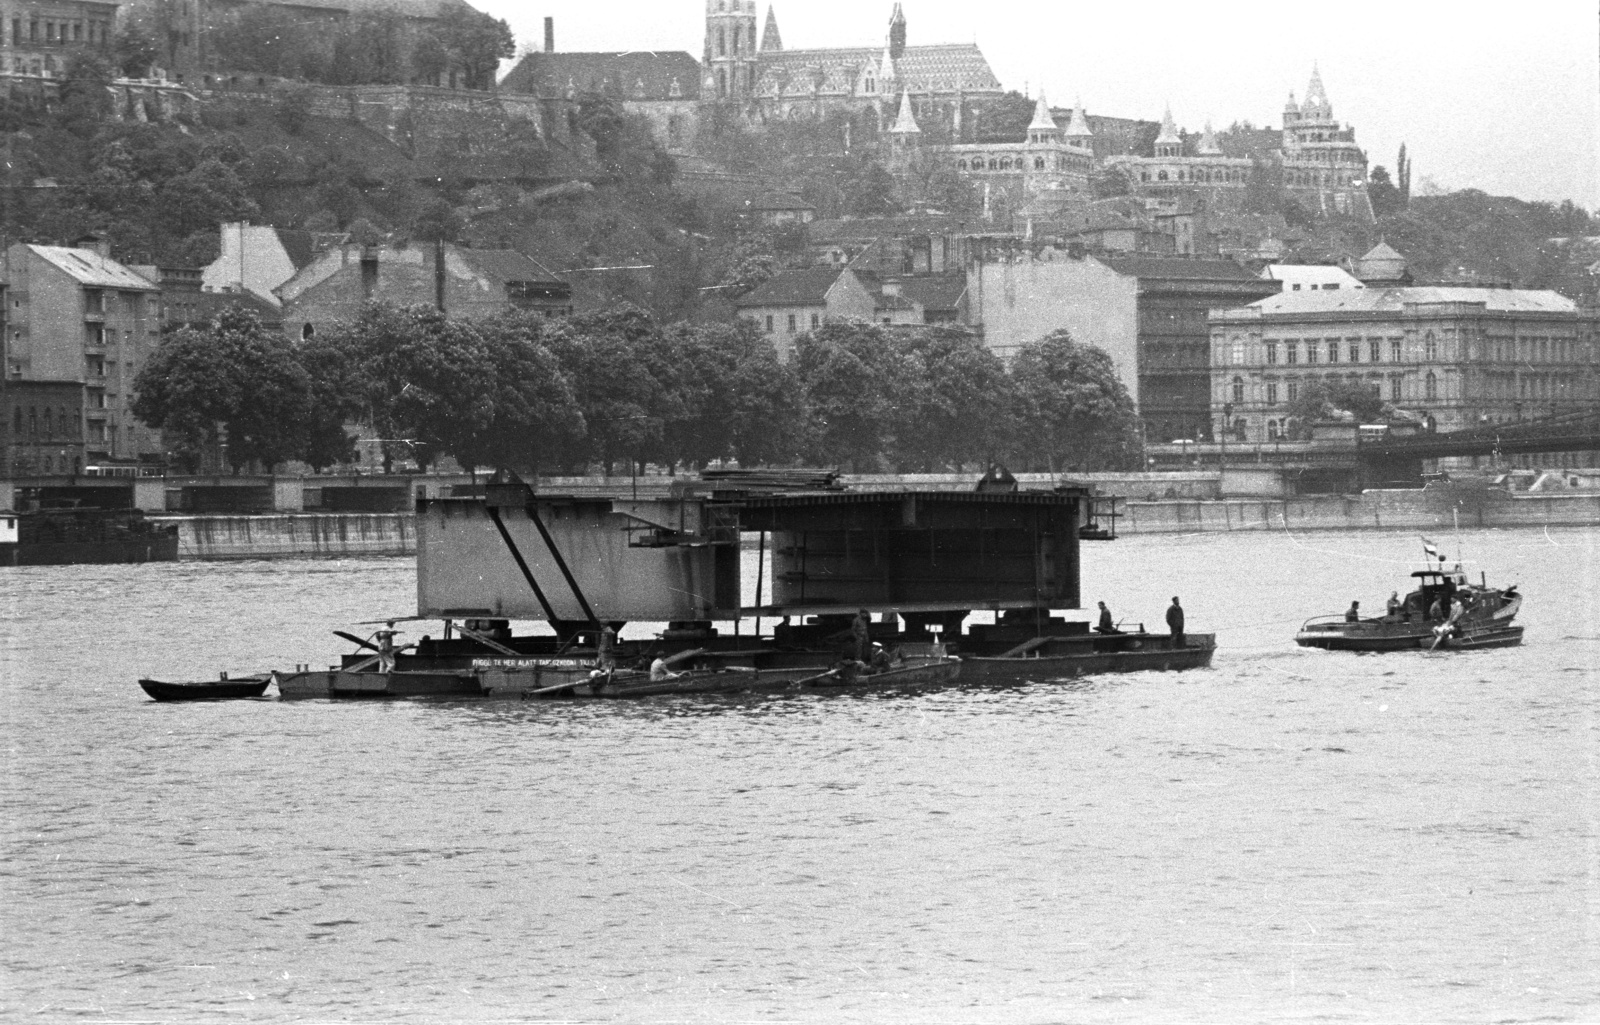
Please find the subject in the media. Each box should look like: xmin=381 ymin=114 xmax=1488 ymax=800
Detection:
xmin=501 ymin=2 xmax=1376 ymax=220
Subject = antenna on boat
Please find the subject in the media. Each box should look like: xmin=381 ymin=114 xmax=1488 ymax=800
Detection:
xmin=1453 ymin=507 xmax=1463 ymax=565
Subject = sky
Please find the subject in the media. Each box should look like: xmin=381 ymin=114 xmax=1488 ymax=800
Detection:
xmin=476 ymin=0 xmax=1600 ymax=210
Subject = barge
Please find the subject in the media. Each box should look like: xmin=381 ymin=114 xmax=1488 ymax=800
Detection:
xmin=270 ymin=469 xmax=1211 ymax=700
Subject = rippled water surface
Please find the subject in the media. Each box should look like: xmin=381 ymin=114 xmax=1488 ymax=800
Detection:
xmin=3 ymin=527 xmax=1598 ymax=1022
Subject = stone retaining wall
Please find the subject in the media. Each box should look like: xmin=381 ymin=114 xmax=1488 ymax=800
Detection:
xmin=153 ymin=514 xmax=414 ymax=560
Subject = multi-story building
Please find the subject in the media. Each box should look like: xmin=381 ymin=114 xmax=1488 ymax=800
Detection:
xmin=2 ymin=239 xmax=163 ymax=468
xmin=1097 ymin=256 xmax=1280 ymax=443
xmin=943 ymin=93 xmax=1096 ymax=206
xmin=734 ymin=266 xmax=876 ymax=359
xmin=0 ymin=0 xmax=118 ymax=79
xmin=1209 ymin=278 xmax=1600 ymax=445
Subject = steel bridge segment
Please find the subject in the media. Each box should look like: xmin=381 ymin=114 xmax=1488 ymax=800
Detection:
xmin=1359 ymin=407 xmax=1600 ymax=460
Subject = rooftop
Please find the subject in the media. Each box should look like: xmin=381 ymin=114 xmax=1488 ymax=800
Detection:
xmin=1243 ymin=285 xmax=1581 ymax=317
xmin=26 ymin=245 xmax=157 ymax=291
xmin=736 ymin=267 xmax=846 ymax=307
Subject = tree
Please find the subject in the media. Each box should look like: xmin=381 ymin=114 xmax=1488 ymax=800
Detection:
xmin=1007 ymin=330 xmax=1140 ymax=472
xmin=538 ymin=307 xmax=678 ymax=475
xmin=114 ymin=24 xmax=161 ymax=78
xmin=436 ymin=6 xmax=515 ymax=91
xmin=840 ymin=160 xmax=899 ymax=217
xmin=1396 ymin=143 xmax=1412 ymax=209
xmin=888 ymin=327 xmax=1014 ymax=471
xmin=1285 ymin=380 xmax=1386 ymax=438
xmin=58 ymin=51 xmax=115 ymax=136
xmin=793 ymin=322 xmax=910 ymax=471
xmin=1367 ymin=165 xmax=1401 ymax=219
xmin=1091 ymin=163 xmax=1136 ymax=200
xmin=655 ymin=320 xmax=804 ymax=468
xmin=132 ymin=307 xmax=315 ymax=473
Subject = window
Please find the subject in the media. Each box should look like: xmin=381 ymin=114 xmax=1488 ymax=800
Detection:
xmin=1265 ymin=342 xmax=1278 ymax=365
xmin=11 ymin=408 xmax=20 ymax=433
xmin=1424 ymin=331 xmax=1438 ymax=361
xmin=810 ymin=313 xmax=820 ymax=329
xmin=1034 ymin=157 xmax=1045 ymax=170
xmin=1369 ymin=340 xmax=1382 ymax=362
xmin=786 ymin=314 xmax=797 ymax=333
xmin=1287 ymin=381 xmax=1299 ymax=402
xmin=1326 ymin=341 xmax=1339 ymax=364
xmin=1266 ymin=382 xmax=1279 ymax=405
xmin=1231 ymin=376 xmax=1244 ymax=403
xmin=765 ymin=315 xmax=774 ymax=332
xmin=1305 ymin=344 xmax=1318 ymax=365
xmin=1425 ymin=371 xmax=1438 ymax=400
xmin=1285 ymin=342 xmax=1298 ymax=365
xmin=42 ymin=408 xmax=52 ymax=435
xmin=1230 ymin=339 xmax=1244 ymax=364
xmin=1390 ymin=339 xmax=1402 ymax=362
xmin=1390 ymin=376 xmax=1402 ymax=401
xmin=1348 ymin=341 xmax=1361 ymax=363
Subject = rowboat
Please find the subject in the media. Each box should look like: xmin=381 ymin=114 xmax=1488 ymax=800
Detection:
xmin=962 ymin=632 xmax=1215 ymax=682
xmin=139 ymin=675 xmax=272 ymax=702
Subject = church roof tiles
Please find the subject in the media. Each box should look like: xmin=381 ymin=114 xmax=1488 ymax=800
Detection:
xmin=755 ymin=44 xmax=1001 ymax=96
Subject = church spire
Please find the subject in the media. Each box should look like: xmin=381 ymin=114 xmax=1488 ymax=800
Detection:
xmin=1065 ymin=99 xmax=1093 ymax=147
xmin=1302 ymin=63 xmax=1332 ymax=119
xmin=1027 ymin=91 xmax=1059 ymax=145
xmin=888 ymin=2 xmax=907 ymax=60
xmin=1197 ymin=120 xmax=1220 ymax=155
xmin=761 ymin=5 xmax=782 ymax=51
xmin=889 ymin=88 xmax=920 ymax=135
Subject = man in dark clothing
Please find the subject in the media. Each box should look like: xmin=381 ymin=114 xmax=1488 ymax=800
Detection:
xmin=1345 ymin=601 xmax=1361 ymax=623
xmin=851 ymin=609 xmax=872 ymax=663
xmin=1095 ymin=601 xmax=1120 ymax=635
xmin=1166 ymin=597 xmax=1185 ymax=648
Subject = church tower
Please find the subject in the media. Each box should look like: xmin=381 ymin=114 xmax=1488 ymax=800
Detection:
xmin=1155 ymin=107 xmax=1182 ymax=158
xmin=705 ymin=0 xmax=759 ymax=101
xmin=888 ymin=3 xmax=907 ymax=60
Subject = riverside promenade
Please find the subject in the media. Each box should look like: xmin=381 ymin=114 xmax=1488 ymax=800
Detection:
xmin=132 ymin=470 xmax=1600 ymax=560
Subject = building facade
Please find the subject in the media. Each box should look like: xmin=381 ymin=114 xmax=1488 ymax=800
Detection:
xmin=1209 ymin=286 xmax=1600 ymax=444
xmin=1098 ymin=256 xmax=1280 ymax=443
xmin=0 ymin=0 xmax=117 ymax=79
xmin=2 ymin=240 xmax=163 ymax=468
xmin=734 ymin=266 xmax=876 ymax=359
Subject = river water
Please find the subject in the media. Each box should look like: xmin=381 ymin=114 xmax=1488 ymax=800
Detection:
xmin=2 ymin=527 xmax=1597 ymax=1022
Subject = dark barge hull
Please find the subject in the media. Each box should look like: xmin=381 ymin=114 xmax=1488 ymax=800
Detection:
xmin=963 ymin=634 xmax=1216 ymax=683
xmin=1296 ymin=624 xmax=1524 ymax=651
xmin=3 ymin=537 xmax=179 ymax=566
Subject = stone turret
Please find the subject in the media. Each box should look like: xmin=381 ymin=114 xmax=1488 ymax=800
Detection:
xmin=1155 ymin=106 xmax=1182 ymax=158
xmin=1197 ymin=120 xmax=1221 ymax=156
xmin=1027 ymin=91 xmax=1059 ymax=145
xmin=705 ymin=0 xmax=759 ymax=100
xmin=1065 ymin=100 xmax=1093 ymax=150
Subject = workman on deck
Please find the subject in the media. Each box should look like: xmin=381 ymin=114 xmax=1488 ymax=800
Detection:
xmin=1345 ymin=601 xmax=1361 ymax=623
xmin=1386 ymin=592 xmax=1402 ymax=620
xmin=374 ymin=621 xmax=400 ymax=673
xmin=597 ymin=623 xmax=617 ymax=672
xmin=851 ymin=609 xmax=872 ymax=663
xmin=1095 ymin=601 xmax=1121 ymax=635
xmin=868 ymin=642 xmax=893 ymax=673
xmin=1166 ymin=597 xmax=1185 ymax=648
xmin=649 ymin=656 xmax=678 ymax=682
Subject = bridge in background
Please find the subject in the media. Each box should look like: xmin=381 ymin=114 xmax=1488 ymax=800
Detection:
xmin=1359 ymin=408 xmax=1600 ymax=461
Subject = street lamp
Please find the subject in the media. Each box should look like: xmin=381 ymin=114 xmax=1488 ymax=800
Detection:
xmin=1221 ymin=402 xmax=1233 ymax=484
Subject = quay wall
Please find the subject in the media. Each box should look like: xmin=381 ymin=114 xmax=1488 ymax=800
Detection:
xmin=1119 ymin=491 xmax=1600 ymax=534
xmin=154 ymin=514 xmax=414 ymax=560
xmin=145 ymin=492 xmax=1600 ymax=560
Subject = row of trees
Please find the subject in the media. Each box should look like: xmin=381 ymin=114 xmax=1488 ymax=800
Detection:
xmin=132 ymin=304 xmax=1142 ymax=477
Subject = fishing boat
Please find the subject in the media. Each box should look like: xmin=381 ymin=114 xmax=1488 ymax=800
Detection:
xmin=1295 ymin=539 xmax=1523 ymax=652
xmin=139 ymin=674 xmax=272 ymax=701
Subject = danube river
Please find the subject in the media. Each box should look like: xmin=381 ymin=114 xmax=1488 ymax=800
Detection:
xmin=2 ymin=527 xmax=1597 ymax=1022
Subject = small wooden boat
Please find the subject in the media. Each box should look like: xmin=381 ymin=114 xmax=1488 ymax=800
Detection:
xmin=963 ymin=631 xmax=1215 ymax=682
xmin=788 ymin=655 xmax=964 ymax=692
xmin=139 ymin=674 xmax=272 ymax=702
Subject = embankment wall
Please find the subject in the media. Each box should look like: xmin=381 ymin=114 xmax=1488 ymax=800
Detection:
xmin=149 ymin=492 xmax=1600 ymax=559
xmin=1120 ymin=491 xmax=1600 ymax=534
xmin=154 ymin=514 xmax=414 ymax=560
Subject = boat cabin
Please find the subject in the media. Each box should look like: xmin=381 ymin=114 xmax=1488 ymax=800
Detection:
xmin=0 ymin=510 xmax=17 ymax=545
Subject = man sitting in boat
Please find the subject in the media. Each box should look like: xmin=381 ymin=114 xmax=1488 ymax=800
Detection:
xmin=1386 ymin=592 xmax=1402 ymax=620
xmin=868 ymin=643 xmax=894 ymax=673
xmin=1095 ymin=601 xmax=1122 ymax=635
xmin=650 ymin=656 xmax=679 ymax=682
xmin=1345 ymin=601 xmax=1361 ymax=623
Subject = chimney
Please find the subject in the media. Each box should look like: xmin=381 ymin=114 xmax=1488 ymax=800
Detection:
xmin=544 ymin=17 xmax=554 ymax=53
xmin=75 ymin=232 xmax=112 ymax=260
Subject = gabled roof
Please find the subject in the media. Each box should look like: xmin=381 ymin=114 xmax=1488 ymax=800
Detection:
xmin=458 ymin=248 xmax=566 ymax=286
xmin=896 ymin=274 xmax=967 ymax=311
xmin=501 ymin=50 xmax=701 ymax=101
xmin=27 ymin=245 xmax=157 ymax=290
xmin=1249 ymin=286 xmax=1579 ymax=316
xmin=736 ymin=267 xmax=846 ymax=307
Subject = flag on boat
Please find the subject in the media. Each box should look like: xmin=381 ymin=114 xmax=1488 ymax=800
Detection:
xmin=1421 ymin=537 xmax=1441 ymax=560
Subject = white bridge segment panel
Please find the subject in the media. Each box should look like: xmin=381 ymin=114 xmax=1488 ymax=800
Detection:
xmin=416 ymin=500 xmax=722 ymax=622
